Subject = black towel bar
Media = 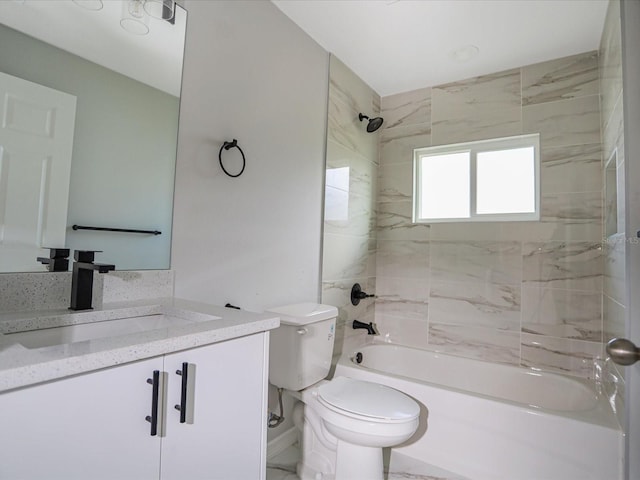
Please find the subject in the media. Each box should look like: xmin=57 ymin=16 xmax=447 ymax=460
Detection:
xmin=72 ymin=225 xmax=161 ymax=235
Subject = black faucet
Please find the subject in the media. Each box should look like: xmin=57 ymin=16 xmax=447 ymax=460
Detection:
xmin=37 ymin=248 xmax=70 ymax=272
xmin=69 ymin=250 xmax=115 ymax=311
xmin=352 ymin=319 xmax=379 ymax=335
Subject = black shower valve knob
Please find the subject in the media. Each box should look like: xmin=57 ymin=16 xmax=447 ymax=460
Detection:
xmin=350 ymin=283 xmax=375 ymax=306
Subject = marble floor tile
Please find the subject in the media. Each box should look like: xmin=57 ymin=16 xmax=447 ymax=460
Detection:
xmin=266 ymin=444 xmax=299 ymax=480
xmin=266 ymin=443 xmax=469 ymax=480
xmin=385 ymin=450 xmax=470 ymax=480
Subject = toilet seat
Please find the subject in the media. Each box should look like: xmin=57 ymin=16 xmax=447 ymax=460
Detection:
xmin=316 ymin=376 xmax=419 ymax=423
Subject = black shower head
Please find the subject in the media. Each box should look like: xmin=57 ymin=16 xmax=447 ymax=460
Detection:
xmin=358 ymin=113 xmax=384 ymax=133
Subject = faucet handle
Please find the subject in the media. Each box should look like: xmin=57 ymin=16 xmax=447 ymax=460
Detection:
xmin=74 ymin=250 xmax=103 ymax=262
xmin=42 ymin=248 xmax=70 ymax=259
xmin=37 ymin=248 xmax=70 ymax=272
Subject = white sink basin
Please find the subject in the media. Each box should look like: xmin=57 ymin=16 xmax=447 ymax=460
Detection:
xmin=5 ymin=314 xmax=195 ymax=349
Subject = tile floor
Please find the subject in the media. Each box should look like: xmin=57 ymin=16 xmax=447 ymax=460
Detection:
xmin=266 ymin=444 xmax=469 ymax=480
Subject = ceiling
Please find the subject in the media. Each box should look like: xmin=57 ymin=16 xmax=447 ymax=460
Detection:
xmin=272 ymin=0 xmax=609 ymax=97
xmin=0 ymin=0 xmax=186 ymax=96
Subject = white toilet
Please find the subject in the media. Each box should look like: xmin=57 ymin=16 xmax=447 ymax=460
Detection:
xmin=267 ymin=303 xmax=420 ymax=480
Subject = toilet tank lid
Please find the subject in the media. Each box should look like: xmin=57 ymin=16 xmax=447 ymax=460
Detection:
xmin=266 ymin=303 xmax=338 ymax=326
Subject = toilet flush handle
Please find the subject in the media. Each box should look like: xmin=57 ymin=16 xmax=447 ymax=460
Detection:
xmin=297 ymin=327 xmax=308 ymax=335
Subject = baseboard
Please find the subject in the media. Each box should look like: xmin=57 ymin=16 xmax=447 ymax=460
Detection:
xmin=267 ymin=426 xmax=297 ymax=460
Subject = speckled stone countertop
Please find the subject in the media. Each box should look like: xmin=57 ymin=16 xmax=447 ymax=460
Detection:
xmin=0 ymin=298 xmax=279 ymax=392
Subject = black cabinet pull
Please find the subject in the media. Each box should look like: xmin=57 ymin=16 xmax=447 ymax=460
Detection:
xmin=146 ymin=371 xmax=161 ymax=436
xmin=146 ymin=370 xmax=167 ymax=437
xmin=174 ymin=363 xmax=195 ymax=424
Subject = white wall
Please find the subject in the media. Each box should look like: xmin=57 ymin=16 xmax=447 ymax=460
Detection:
xmin=172 ymin=0 xmax=329 ymax=312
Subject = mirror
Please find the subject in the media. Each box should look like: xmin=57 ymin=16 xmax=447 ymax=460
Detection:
xmin=0 ymin=0 xmax=186 ymax=272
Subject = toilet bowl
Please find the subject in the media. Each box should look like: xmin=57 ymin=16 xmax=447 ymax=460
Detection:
xmin=267 ymin=303 xmax=420 ymax=480
xmin=294 ymin=376 xmax=420 ymax=480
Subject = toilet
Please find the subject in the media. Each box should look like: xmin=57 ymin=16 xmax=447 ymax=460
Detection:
xmin=267 ymin=303 xmax=420 ymax=480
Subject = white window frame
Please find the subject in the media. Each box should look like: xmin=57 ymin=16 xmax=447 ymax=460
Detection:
xmin=413 ymin=133 xmax=540 ymax=223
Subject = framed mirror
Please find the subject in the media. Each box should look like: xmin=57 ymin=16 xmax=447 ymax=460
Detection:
xmin=0 ymin=0 xmax=187 ymax=272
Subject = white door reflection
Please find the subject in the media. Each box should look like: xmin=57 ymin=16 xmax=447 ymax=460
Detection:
xmin=324 ymin=167 xmax=350 ymax=223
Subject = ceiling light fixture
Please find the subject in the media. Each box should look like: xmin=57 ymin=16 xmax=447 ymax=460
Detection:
xmin=72 ymin=0 xmax=103 ymax=10
xmin=449 ymin=45 xmax=480 ymax=63
xmin=72 ymin=0 xmax=176 ymax=36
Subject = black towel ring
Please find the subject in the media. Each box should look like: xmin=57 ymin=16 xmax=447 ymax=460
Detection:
xmin=218 ymin=139 xmax=246 ymax=178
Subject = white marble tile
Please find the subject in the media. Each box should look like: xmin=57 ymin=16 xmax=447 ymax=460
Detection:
xmin=521 ymin=333 xmax=602 ymax=378
xmin=327 ymin=56 xmax=378 ymax=161
xmin=374 ymin=314 xmax=429 ymax=349
xmin=429 ymin=221 xmax=529 ymax=242
xmin=385 ymin=450 xmax=470 ymax=480
xmin=604 ymin=232 xmax=626 ymax=304
xmin=376 ymin=240 xmax=429 ymax=279
xmin=602 ymin=94 xmax=624 ymax=163
xmin=329 ymin=55 xmax=376 ymax=117
xmin=324 ymin=185 xmax=375 ymax=237
xmin=599 ymin=0 xmax=623 ymax=130
xmin=430 ymin=241 xmax=522 ymax=285
xmin=381 ymin=87 xmax=431 ymax=129
xmin=380 ymin=123 xmax=431 ymax=166
xmin=322 ymin=233 xmax=371 ymax=281
xmin=523 ymin=94 xmax=601 ymax=148
xmin=603 ymin=294 xmax=626 ymax=343
xmin=522 ymin=51 xmax=599 ymax=106
xmin=375 ymin=276 xmax=429 ymax=322
xmin=328 ymin=93 xmax=377 ymax=161
xmin=521 ymin=287 xmax=602 ymax=341
xmin=326 ymin=139 xmax=378 ymax=200
xmin=522 ymin=241 xmax=603 ymax=291
xmin=321 ymin=278 xmax=376 ymax=324
xmin=534 ymin=191 xmax=603 ymax=242
xmin=429 ymin=281 xmax=520 ymax=331
xmin=431 ymin=68 xmax=522 ymax=146
xmin=378 ymin=160 xmax=413 ymax=203
xmin=267 ymin=444 xmax=299 ymax=480
xmin=377 ymin=201 xmax=430 ymax=241
xmin=428 ymin=323 xmax=520 ymax=366
xmin=540 ymin=143 xmax=602 ymax=194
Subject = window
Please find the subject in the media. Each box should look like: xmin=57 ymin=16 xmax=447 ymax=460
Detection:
xmin=413 ymin=134 xmax=540 ymax=223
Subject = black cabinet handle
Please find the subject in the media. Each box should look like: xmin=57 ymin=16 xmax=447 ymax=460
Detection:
xmin=145 ymin=370 xmax=167 ymax=436
xmin=174 ymin=363 xmax=196 ymax=424
xmin=146 ymin=371 xmax=161 ymax=436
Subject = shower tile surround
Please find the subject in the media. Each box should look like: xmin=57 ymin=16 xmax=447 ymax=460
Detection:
xmin=325 ymin=50 xmax=608 ymax=378
xmin=322 ymin=56 xmax=379 ymax=361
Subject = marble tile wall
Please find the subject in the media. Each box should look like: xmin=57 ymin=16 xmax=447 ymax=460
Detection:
xmin=321 ymin=55 xmax=379 ymax=360
xmin=374 ymin=50 xmax=604 ymax=378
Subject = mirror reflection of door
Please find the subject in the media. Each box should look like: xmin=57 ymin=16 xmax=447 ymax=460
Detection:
xmin=0 ymin=71 xmax=76 ymax=271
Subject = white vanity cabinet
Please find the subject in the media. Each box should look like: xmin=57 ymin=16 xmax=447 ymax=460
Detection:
xmin=161 ymin=332 xmax=268 ymax=479
xmin=0 ymin=332 xmax=269 ymax=480
xmin=0 ymin=355 xmax=164 ymax=480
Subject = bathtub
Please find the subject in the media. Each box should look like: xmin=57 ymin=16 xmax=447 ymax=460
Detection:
xmin=334 ymin=343 xmax=623 ymax=480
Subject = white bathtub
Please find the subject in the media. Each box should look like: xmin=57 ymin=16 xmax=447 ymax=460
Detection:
xmin=334 ymin=343 xmax=623 ymax=480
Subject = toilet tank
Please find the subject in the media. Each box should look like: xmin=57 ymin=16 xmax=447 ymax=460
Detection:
xmin=267 ymin=303 xmax=338 ymax=391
